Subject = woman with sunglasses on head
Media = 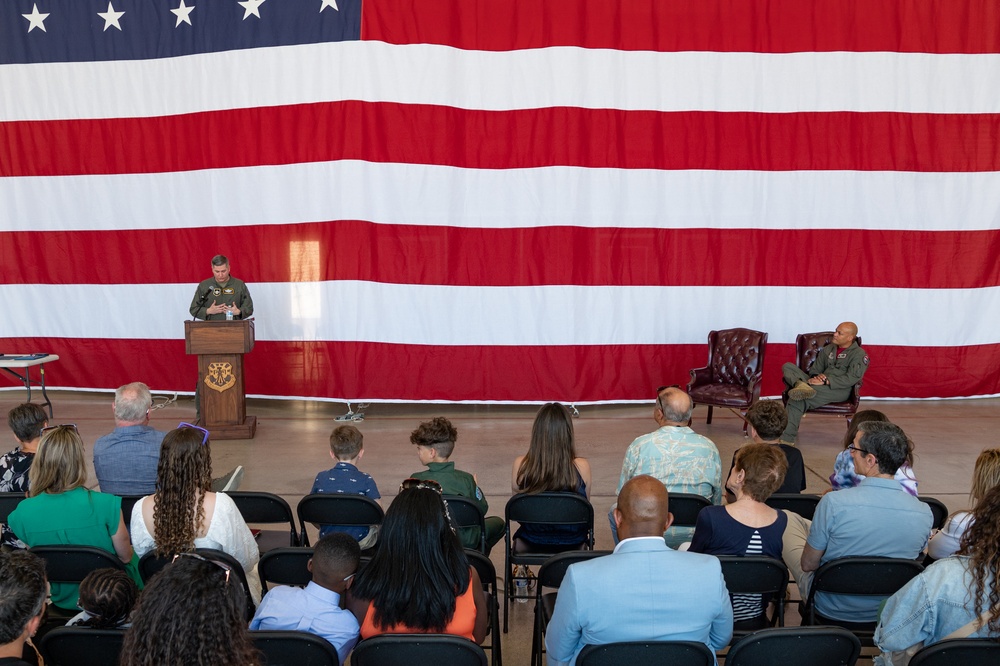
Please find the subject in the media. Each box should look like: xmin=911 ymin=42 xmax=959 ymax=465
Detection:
xmin=7 ymin=424 xmax=143 ymax=612
xmin=129 ymin=424 xmax=261 ymax=604
xmin=346 ymin=481 xmax=489 ymax=644
xmin=121 ymin=553 xmax=262 ymax=666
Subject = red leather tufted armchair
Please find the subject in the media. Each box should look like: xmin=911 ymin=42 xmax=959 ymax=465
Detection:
xmin=782 ymin=331 xmax=864 ymax=426
xmin=687 ymin=328 xmax=767 ymax=433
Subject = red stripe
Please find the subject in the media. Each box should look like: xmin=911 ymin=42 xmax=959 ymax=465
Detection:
xmin=4 ymin=105 xmax=999 ymax=177
xmin=4 ymin=337 xmax=999 ymax=401
xmin=362 ymin=0 xmax=1000 ymax=54
xmin=3 ymin=224 xmax=1000 ymax=290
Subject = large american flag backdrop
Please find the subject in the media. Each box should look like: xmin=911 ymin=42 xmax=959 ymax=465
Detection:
xmin=2 ymin=0 xmax=999 ymax=404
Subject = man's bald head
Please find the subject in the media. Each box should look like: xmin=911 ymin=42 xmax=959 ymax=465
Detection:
xmin=656 ymin=387 xmax=693 ymax=425
xmin=833 ymin=322 xmax=858 ymax=349
xmin=614 ymin=475 xmax=673 ymax=540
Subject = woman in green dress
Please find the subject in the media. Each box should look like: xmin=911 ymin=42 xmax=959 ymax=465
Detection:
xmin=7 ymin=424 xmax=142 ymax=612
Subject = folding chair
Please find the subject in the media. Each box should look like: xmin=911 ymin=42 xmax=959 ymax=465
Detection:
xmin=531 ymin=550 xmax=611 ymax=666
xmin=39 ymin=627 xmax=126 ymax=666
xmin=716 ymin=555 xmax=788 ymax=637
xmin=667 ymin=493 xmax=712 ymax=528
xmin=0 ymin=491 xmax=27 ymax=522
xmin=576 ymin=641 xmax=715 ymax=666
xmin=802 ymin=557 xmax=924 ymax=645
xmin=918 ymin=496 xmax=949 ymax=531
xmin=765 ymin=493 xmax=822 ymax=520
xmin=259 ymin=547 xmax=314 ymax=593
xmin=504 ymin=492 xmax=594 ymax=633
xmin=351 ymin=634 xmax=488 ymax=666
xmin=725 ymin=626 xmax=862 ymax=666
xmin=466 ymin=549 xmax=502 ymax=666
xmin=296 ymin=494 xmax=383 ymax=549
xmin=908 ymin=638 xmax=1000 ymax=666
xmin=251 ymin=629 xmax=341 ymax=666
xmin=117 ymin=494 xmax=145 ymax=535
xmin=445 ymin=495 xmax=488 ymax=553
xmin=30 ymin=545 xmax=126 ymax=614
xmin=228 ymin=491 xmax=300 ymax=551
xmin=137 ymin=548 xmax=256 ymax=620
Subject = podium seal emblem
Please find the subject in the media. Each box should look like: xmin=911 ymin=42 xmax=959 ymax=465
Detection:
xmin=205 ymin=362 xmax=236 ymax=393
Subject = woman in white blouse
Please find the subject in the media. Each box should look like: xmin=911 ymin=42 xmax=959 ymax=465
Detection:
xmin=130 ymin=423 xmax=260 ymax=603
xmin=927 ymin=448 xmax=1000 ymax=561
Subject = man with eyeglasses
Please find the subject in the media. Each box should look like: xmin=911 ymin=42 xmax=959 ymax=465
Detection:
xmin=780 ymin=421 xmax=932 ymax=624
xmin=611 ymin=386 xmax=722 ymax=548
xmin=780 ymin=321 xmax=869 ymax=443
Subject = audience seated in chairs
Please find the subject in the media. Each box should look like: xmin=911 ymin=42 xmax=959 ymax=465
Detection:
xmin=874 ymin=484 xmax=1000 ymax=663
xmin=121 ymin=553 xmax=261 ymax=666
xmin=510 ymin=402 xmax=593 ymax=552
xmin=346 ymin=479 xmax=488 ymax=645
xmin=7 ymin=425 xmax=142 ymax=613
xmin=129 ymin=423 xmax=261 ymax=604
xmin=251 ymin=532 xmax=362 ymax=664
xmin=927 ymin=448 xmax=1000 ymax=560
xmin=66 ymin=568 xmax=138 ymax=629
xmin=689 ymin=442 xmax=788 ymax=630
xmin=829 ymin=409 xmax=918 ymax=496
xmin=0 ymin=550 xmax=48 ymax=666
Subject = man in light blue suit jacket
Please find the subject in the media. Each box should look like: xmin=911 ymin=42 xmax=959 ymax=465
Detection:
xmin=545 ymin=475 xmax=733 ymax=666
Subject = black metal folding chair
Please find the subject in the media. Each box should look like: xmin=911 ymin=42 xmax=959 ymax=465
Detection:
xmin=251 ymin=629 xmax=341 ymax=666
xmin=466 ymin=549 xmax=502 ymax=666
xmin=259 ymin=547 xmax=313 ymax=593
xmin=351 ymin=634 xmax=488 ymax=666
xmin=576 ymin=641 xmax=715 ymax=666
xmin=725 ymin=626 xmax=862 ymax=666
xmin=296 ymin=494 xmax=383 ymax=549
xmin=39 ymin=627 xmax=126 ymax=666
xmin=228 ymin=491 xmax=300 ymax=551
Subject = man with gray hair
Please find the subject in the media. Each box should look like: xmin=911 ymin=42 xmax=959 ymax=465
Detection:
xmin=94 ymin=382 xmax=243 ymax=495
xmin=93 ymin=382 xmax=166 ymax=495
xmin=610 ymin=386 xmax=722 ymax=547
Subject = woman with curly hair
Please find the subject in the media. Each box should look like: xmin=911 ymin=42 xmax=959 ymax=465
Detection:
xmin=130 ymin=424 xmax=261 ymax=603
xmin=121 ymin=553 xmax=262 ymax=666
xmin=927 ymin=448 xmax=1000 ymax=560
xmin=874 ymin=483 xmax=1000 ymax=662
xmin=510 ymin=402 xmax=591 ymax=550
xmin=7 ymin=425 xmax=142 ymax=612
xmin=347 ymin=481 xmax=488 ymax=643
xmin=67 ymin=568 xmax=138 ymax=629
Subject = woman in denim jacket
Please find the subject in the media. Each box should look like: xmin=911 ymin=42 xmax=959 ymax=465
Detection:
xmin=874 ymin=484 xmax=1000 ymax=662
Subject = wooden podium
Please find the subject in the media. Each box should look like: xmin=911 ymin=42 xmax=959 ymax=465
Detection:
xmin=185 ymin=320 xmax=257 ymax=440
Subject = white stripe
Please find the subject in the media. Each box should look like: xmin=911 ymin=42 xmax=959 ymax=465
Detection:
xmin=2 ymin=282 xmax=998 ymax=348
xmin=3 ymin=43 xmax=1000 ymax=121
xmin=5 ymin=162 xmax=1000 ymax=233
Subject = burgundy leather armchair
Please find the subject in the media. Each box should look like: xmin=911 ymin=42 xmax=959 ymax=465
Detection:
xmin=687 ymin=328 xmax=767 ymax=433
xmin=782 ymin=331 xmax=864 ymax=426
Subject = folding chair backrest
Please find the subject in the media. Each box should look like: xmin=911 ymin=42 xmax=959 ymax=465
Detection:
xmin=228 ymin=491 xmax=299 ymax=548
xmin=537 ymin=550 xmax=613 ymax=589
xmin=351 ymin=634 xmax=488 ymax=666
xmin=296 ymin=494 xmax=384 ymax=547
xmin=506 ymin=492 xmax=594 ymax=543
xmin=137 ymin=548 xmax=255 ymax=620
xmin=717 ymin=556 xmax=789 ymax=596
xmin=726 ymin=627 xmax=862 ymax=666
xmin=259 ymin=547 xmax=314 ymax=592
xmin=576 ymin=641 xmax=715 ymax=666
xmin=251 ymin=629 xmax=341 ymax=666
xmin=30 ymin=545 xmax=126 ymax=583
xmin=918 ymin=497 xmax=949 ymax=531
xmin=0 ymin=491 xmax=27 ymax=522
xmin=39 ymin=627 xmax=126 ymax=666
xmin=765 ymin=494 xmax=822 ymax=520
xmin=668 ymin=493 xmax=712 ymax=527
xmin=908 ymin=638 xmax=1000 ymax=666
xmin=445 ymin=495 xmax=488 ymax=553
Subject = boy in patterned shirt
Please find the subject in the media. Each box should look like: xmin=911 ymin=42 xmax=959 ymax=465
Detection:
xmin=310 ymin=425 xmax=382 ymax=549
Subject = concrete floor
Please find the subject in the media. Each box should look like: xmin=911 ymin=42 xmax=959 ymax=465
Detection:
xmin=7 ymin=389 xmax=995 ymax=664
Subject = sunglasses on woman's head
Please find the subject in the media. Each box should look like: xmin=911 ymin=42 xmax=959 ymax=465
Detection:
xmin=40 ymin=424 xmax=79 ymax=435
xmin=172 ymin=552 xmax=231 ymax=585
xmin=400 ymin=478 xmax=443 ymax=494
xmin=178 ymin=422 xmax=210 ymax=445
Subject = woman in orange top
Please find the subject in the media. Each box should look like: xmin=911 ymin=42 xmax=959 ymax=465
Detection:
xmin=347 ymin=479 xmax=488 ymax=643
